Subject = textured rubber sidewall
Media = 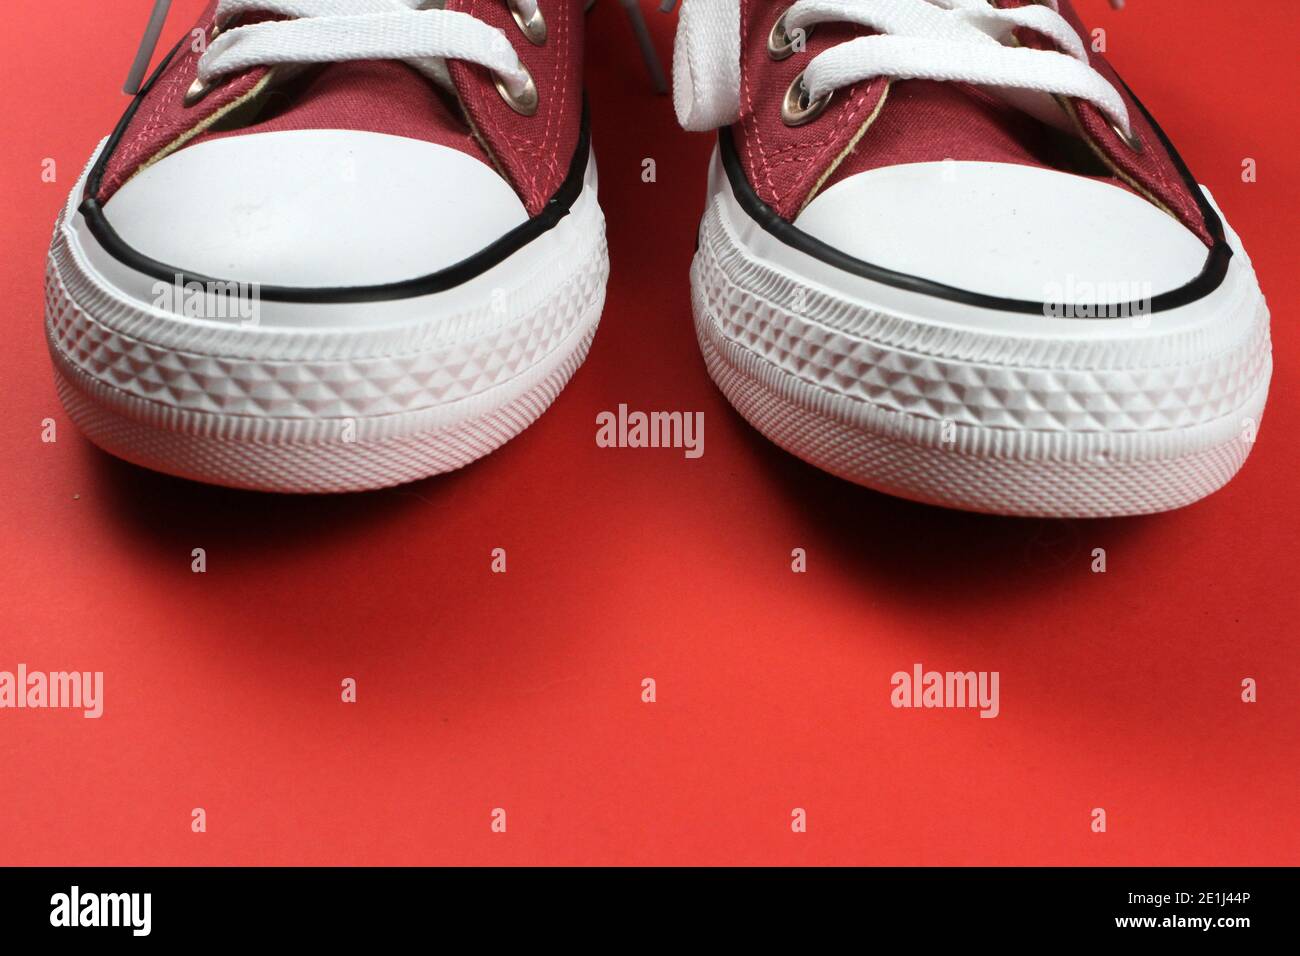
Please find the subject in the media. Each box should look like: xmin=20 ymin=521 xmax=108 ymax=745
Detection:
xmin=49 ymin=322 xmax=601 ymax=494
xmin=695 ymin=294 xmax=1268 ymax=518
xmin=46 ymin=174 xmax=609 ymax=493
xmin=690 ymin=199 xmax=1273 ymax=518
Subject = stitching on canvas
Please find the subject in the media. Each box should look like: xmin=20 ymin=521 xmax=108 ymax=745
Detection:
xmin=738 ymin=1 xmax=780 ymax=202
xmin=120 ymin=74 xmax=275 ymax=194
xmin=800 ymin=81 xmax=891 ymax=213
xmin=467 ymin=0 xmax=564 ymax=212
xmin=530 ymin=0 xmax=565 ymax=199
xmin=800 ymin=86 xmax=869 ymax=176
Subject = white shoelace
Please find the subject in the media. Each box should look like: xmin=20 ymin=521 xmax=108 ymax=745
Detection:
xmin=128 ymin=0 xmax=675 ymax=99
xmin=673 ymin=0 xmax=1131 ymax=136
xmin=196 ymin=0 xmax=534 ymax=99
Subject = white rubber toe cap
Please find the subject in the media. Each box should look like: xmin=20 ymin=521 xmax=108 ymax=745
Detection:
xmin=793 ymin=161 xmax=1209 ymax=304
xmin=103 ymin=129 xmax=528 ymax=287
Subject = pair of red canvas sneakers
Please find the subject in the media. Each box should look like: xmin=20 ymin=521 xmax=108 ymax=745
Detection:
xmin=46 ymin=0 xmax=1272 ymax=517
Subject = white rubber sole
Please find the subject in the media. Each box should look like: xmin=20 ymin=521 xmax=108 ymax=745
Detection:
xmin=691 ymin=150 xmax=1273 ymax=518
xmin=46 ymin=145 xmax=608 ymax=493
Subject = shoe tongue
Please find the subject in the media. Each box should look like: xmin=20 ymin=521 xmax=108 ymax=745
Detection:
xmin=197 ymin=58 xmax=491 ymax=168
xmin=973 ymin=0 xmax=1087 ymax=136
xmin=821 ymin=79 xmax=1107 ymax=193
xmin=242 ymin=0 xmax=460 ymax=100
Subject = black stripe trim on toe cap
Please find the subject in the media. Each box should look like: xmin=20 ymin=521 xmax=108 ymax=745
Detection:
xmin=718 ymin=74 xmax=1232 ymax=318
xmin=79 ymin=38 xmax=592 ymax=305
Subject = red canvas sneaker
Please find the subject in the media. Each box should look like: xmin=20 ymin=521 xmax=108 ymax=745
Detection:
xmin=46 ymin=0 xmax=607 ymax=493
xmin=673 ymin=0 xmax=1272 ymax=517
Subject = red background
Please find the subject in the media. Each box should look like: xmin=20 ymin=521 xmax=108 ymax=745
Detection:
xmin=1 ymin=1 xmax=1296 ymax=866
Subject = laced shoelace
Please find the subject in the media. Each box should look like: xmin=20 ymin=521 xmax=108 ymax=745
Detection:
xmin=129 ymin=0 xmax=541 ymax=113
xmin=126 ymin=0 xmax=674 ymax=108
xmin=674 ymin=0 xmax=1132 ymax=139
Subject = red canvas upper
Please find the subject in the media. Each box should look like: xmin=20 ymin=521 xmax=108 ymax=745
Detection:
xmin=446 ymin=0 xmax=585 ymax=216
xmin=730 ymin=0 xmax=1212 ymax=245
xmin=96 ymin=0 xmax=585 ymax=217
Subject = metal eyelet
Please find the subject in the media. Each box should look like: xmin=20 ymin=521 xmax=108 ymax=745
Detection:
xmin=495 ymin=66 xmax=539 ymax=116
xmin=1110 ymin=120 xmax=1143 ymax=153
xmin=781 ymin=70 xmax=831 ymax=126
xmin=183 ymin=20 xmax=227 ymax=107
xmin=768 ymin=7 xmax=814 ymax=61
xmin=184 ymin=76 xmax=215 ymax=107
xmin=508 ymin=0 xmax=547 ymax=45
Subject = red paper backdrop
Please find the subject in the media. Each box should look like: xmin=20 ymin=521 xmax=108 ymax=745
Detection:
xmin=0 ymin=1 xmax=1296 ymax=866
